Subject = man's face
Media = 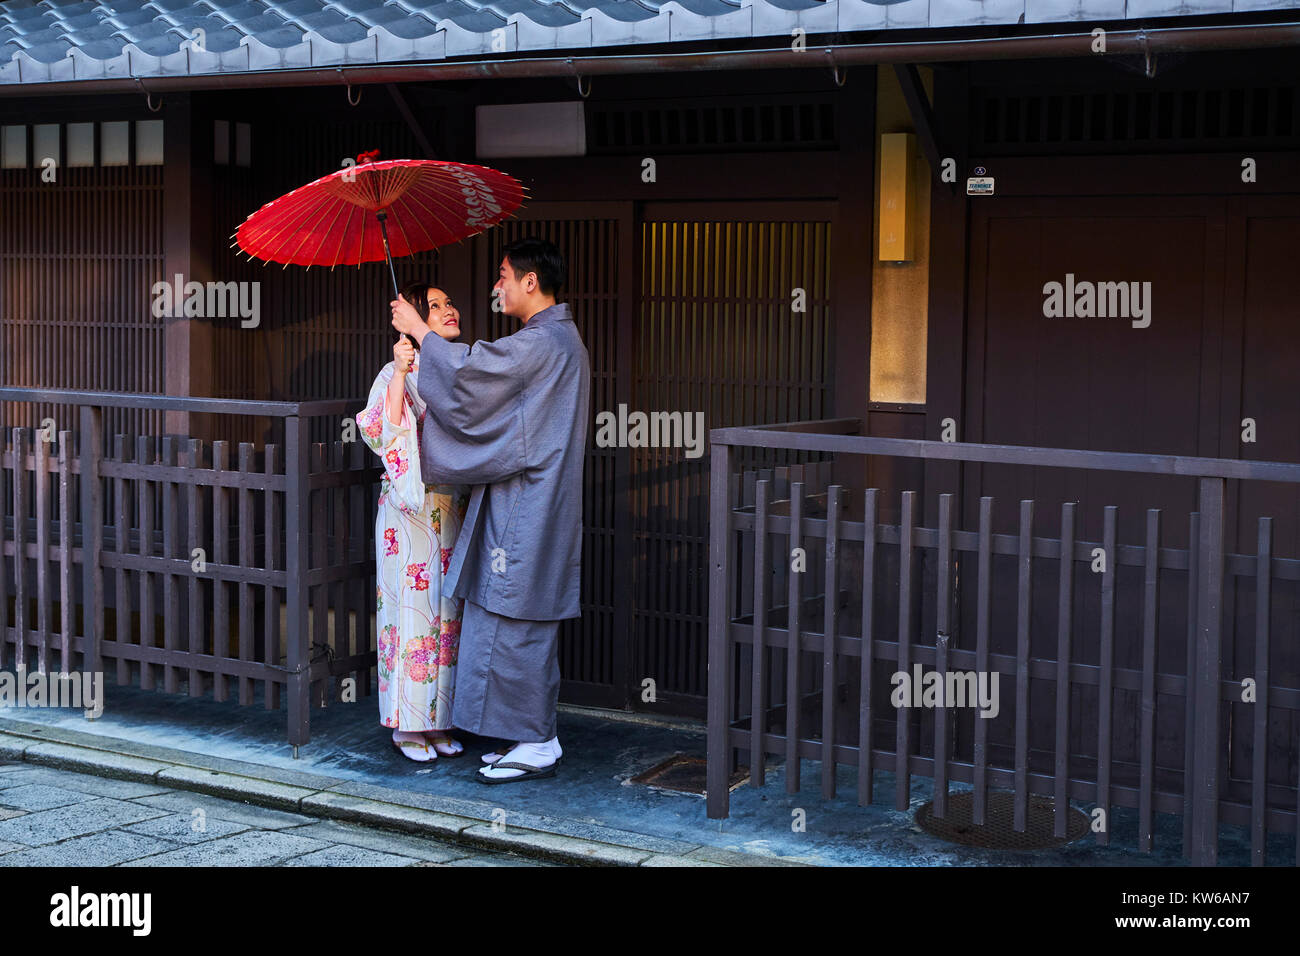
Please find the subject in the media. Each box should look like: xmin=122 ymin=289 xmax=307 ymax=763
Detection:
xmin=493 ymin=255 xmax=531 ymax=318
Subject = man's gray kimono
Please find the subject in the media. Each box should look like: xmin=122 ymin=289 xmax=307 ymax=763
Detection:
xmin=414 ymin=302 xmax=590 ymax=741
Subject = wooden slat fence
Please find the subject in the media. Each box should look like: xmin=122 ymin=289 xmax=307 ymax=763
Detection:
xmin=0 ymin=387 xmax=382 ymax=748
xmin=708 ymin=420 xmax=1300 ymax=866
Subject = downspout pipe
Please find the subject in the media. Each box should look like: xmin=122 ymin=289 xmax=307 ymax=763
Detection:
xmin=1 ymin=20 xmax=1298 ymax=96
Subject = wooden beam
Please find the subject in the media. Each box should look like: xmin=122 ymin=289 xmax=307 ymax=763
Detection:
xmin=386 ymin=83 xmax=437 ymax=159
xmin=893 ymin=63 xmax=953 ymax=196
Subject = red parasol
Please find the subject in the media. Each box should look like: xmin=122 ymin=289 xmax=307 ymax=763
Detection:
xmin=232 ymin=150 xmax=527 ymax=344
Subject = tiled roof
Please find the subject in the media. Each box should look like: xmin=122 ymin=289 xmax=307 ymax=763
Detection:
xmin=0 ymin=0 xmax=1292 ymax=84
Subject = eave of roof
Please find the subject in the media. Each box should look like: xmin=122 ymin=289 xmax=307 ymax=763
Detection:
xmin=0 ymin=0 xmax=1297 ymax=93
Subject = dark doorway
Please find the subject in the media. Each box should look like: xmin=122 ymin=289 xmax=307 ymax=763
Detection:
xmin=474 ymin=200 xmax=834 ymax=717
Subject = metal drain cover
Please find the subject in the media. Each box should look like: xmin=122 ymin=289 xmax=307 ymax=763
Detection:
xmin=916 ymin=790 xmax=1089 ymax=850
xmin=627 ymin=755 xmax=748 ymax=795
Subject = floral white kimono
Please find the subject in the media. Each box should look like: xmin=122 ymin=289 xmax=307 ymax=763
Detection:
xmin=355 ymin=359 xmax=470 ymax=732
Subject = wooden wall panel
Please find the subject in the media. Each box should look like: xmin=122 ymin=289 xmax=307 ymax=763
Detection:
xmin=0 ymin=164 xmax=165 ymax=441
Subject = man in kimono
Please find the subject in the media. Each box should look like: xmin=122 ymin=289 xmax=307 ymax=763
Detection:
xmin=390 ymin=237 xmax=590 ymax=784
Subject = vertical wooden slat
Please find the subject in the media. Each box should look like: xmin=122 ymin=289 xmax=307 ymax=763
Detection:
xmin=113 ymin=434 xmax=129 ymax=687
xmin=239 ymin=442 xmax=255 ymax=705
xmin=1138 ymin=509 xmax=1160 ymax=852
xmin=1054 ymin=501 xmax=1075 ymax=838
xmin=821 ymin=483 xmax=841 ymax=799
xmin=857 ymin=488 xmax=878 ymax=806
xmin=785 ymin=481 xmax=804 ymax=794
xmin=739 ymin=469 xmax=756 ymax=622
xmin=332 ymin=439 xmax=350 ymax=704
xmin=1250 ymin=516 xmax=1271 ymax=866
xmin=896 ymin=490 xmax=916 ymax=811
xmin=706 ymin=439 xmax=733 ymax=819
xmin=79 ymin=407 xmax=103 ymax=683
xmin=161 ymin=437 xmax=179 ymax=693
xmin=933 ymin=493 xmax=953 ymax=819
xmin=973 ymin=495 xmax=992 ymax=825
xmin=56 ymin=429 xmax=71 ymax=675
xmin=750 ymin=478 xmax=769 ymax=787
xmin=137 ymin=435 xmax=155 ymax=691
xmin=34 ymin=424 xmax=49 ymax=674
xmin=264 ymin=442 xmax=281 ymax=710
xmin=1192 ymin=478 xmax=1224 ymax=866
xmin=773 ymin=466 xmax=789 ymax=502
xmin=286 ymin=413 xmax=310 ymax=747
xmin=1183 ymin=511 xmax=1200 ymax=858
xmin=212 ymin=441 xmax=229 ymax=703
xmin=186 ymin=439 xmax=204 ymax=697
xmin=12 ymin=430 xmax=27 ymax=673
xmin=1096 ymin=505 xmax=1117 ymax=845
xmin=0 ymin=433 xmax=9 ymax=672
xmin=1014 ymin=499 xmax=1033 ymax=832
xmin=311 ymin=443 xmax=328 ymax=708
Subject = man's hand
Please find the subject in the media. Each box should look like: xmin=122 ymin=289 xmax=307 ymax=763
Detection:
xmin=390 ymin=297 xmax=429 ymax=345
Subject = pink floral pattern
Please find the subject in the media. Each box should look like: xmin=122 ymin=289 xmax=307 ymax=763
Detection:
xmin=355 ymin=362 xmax=469 ymax=734
xmin=378 ymin=624 xmax=399 ymax=676
xmin=385 ymin=446 xmax=408 ymax=478
xmin=439 ymin=618 xmax=460 ymax=666
xmin=405 ymin=561 xmax=429 ymax=591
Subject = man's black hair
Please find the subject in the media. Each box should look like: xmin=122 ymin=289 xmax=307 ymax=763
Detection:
xmin=502 ymin=237 xmax=565 ymax=298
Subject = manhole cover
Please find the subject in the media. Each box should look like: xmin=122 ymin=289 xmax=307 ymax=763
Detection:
xmin=915 ymin=790 xmax=1089 ymax=850
xmin=627 ymin=755 xmax=748 ymax=795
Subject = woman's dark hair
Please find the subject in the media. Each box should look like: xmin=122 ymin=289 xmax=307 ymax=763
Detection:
xmin=399 ymin=280 xmax=432 ymax=350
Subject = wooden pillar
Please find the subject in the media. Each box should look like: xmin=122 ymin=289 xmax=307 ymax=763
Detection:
xmin=922 ymin=64 xmax=971 ymax=525
xmin=162 ymin=92 xmax=216 ymax=438
xmin=830 ymin=71 xmax=876 ymax=492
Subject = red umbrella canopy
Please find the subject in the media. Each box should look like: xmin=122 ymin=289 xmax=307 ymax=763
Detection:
xmin=233 ymin=151 xmax=527 ymax=268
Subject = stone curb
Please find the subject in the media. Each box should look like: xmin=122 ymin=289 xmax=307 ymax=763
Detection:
xmin=0 ymin=721 xmax=805 ymax=867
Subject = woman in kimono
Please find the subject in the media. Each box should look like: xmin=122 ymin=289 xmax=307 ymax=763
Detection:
xmin=355 ymin=282 xmax=471 ymax=762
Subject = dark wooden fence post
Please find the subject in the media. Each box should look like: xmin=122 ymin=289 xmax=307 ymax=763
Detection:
xmin=285 ymin=414 xmax=311 ymax=751
xmin=750 ymin=479 xmax=769 ymax=789
xmin=58 ymin=428 xmax=72 ymax=675
xmin=1182 ymin=511 xmax=1199 ymax=858
xmin=934 ymin=493 xmax=953 ymax=819
xmin=0 ymin=430 xmax=8 ymax=673
xmin=707 ymin=438 xmax=733 ymax=819
xmin=78 ymin=405 xmax=104 ymax=682
xmin=822 ymin=483 xmax=841 ymax=799
xmin=1192 ymin=477 xmax=1225 ymax=865
xmin=1054 ymin=501 xmax=1076 ymax=838
xmin=35 ymin=425 xmax=50 ymax=675
xmin=12 ymin=429 xmax=27 ymax=673
xmin=1251 ymin=517 xmax=1271 ymax=866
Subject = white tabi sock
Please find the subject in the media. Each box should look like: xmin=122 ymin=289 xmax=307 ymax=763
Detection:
xmin=478 ymin=737 xmax=562 ymax=780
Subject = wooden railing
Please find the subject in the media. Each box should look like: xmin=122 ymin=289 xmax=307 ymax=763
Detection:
xmin=707 ymin=419 xmax=1300 ymax=866
xmin=0 ymin=387 xmax=380 ymax=749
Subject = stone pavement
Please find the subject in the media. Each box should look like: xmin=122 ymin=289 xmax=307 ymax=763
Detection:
xmin=0 ymin=761 xmax=554 ymax=866
xmin=0 ymin=715 xmax=752 ymax=866
xmin=2 ymin=682 xmax=1284 ymax=866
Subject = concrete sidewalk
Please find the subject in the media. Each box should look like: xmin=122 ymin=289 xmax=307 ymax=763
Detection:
xmin=0 ymin=682 xmax=1266 ymax=866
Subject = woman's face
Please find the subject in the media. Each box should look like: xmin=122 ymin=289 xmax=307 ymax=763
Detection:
xmin=424 ymin=287 xmax=460 ymax=341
